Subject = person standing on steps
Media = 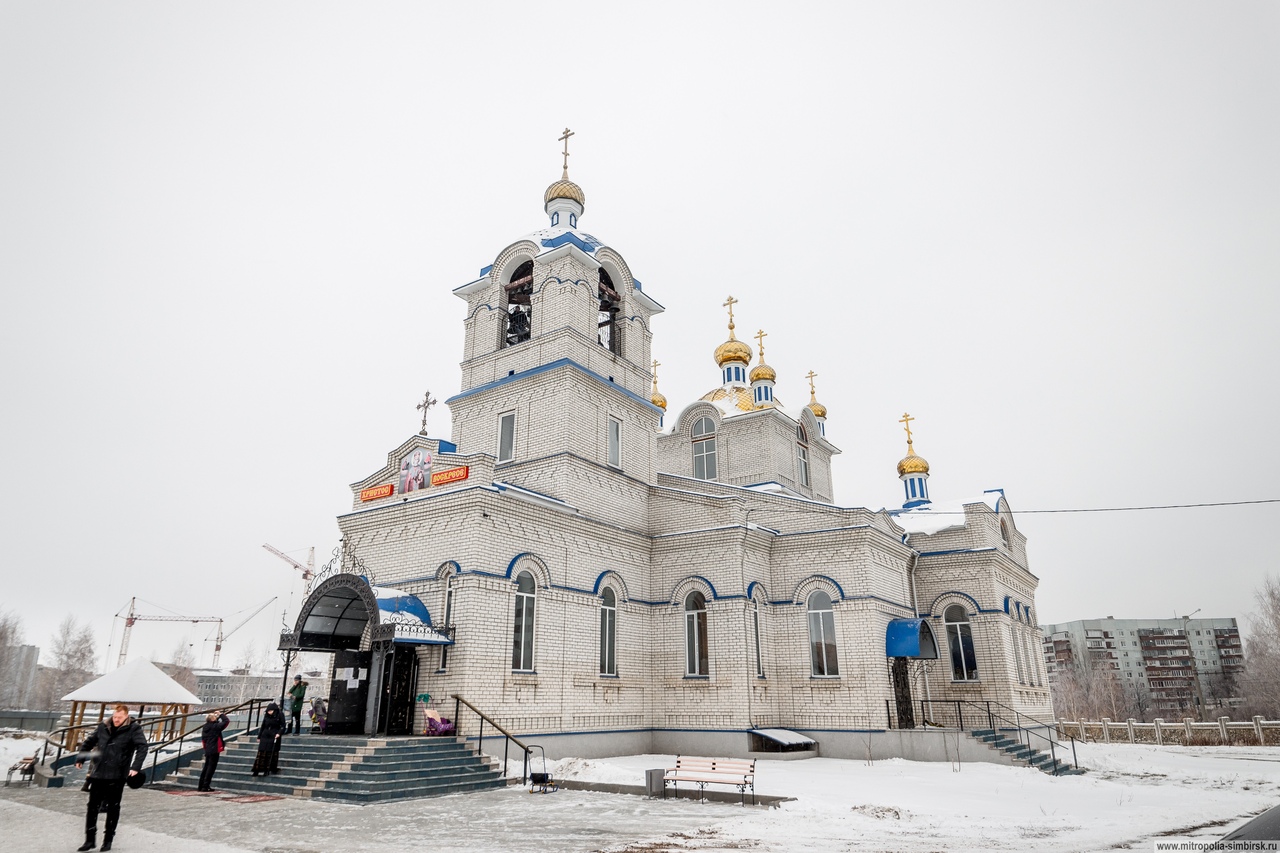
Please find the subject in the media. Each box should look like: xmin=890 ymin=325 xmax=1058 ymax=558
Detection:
xmin=197 ymin=711 xmax=230 ymax=792
xmin=75 ymin=703 xmax=148 ymax=852
xmin=251 ymin=702 xmax=285 ymax=776
xmin=286 ymin=674 xmax=308 ymax=734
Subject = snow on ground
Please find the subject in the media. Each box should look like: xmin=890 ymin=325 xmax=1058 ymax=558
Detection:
xmin=2 ymin=731 xmax=1277 ymax=852
xmin=0 ymin=730 xmax=46 ymax=769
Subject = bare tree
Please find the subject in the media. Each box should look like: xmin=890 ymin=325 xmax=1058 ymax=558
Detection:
xmin=36 ymin=616 xmax=98 ymax=711
xmin=161 ymin=638 xmax=199 ymax=693
xmin=0 ymin=609 xmax=28 ymax=708
xmin=1239 ymin=574 xmax=1280 ymax=718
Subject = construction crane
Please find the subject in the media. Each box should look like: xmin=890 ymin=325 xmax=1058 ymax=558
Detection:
xmin=207 ymin=597 xmax=277 ymax=668
xmin=263 ymin=544 xmax=315 ymax=593
xmin=115 ymin=598 xmax=223 ymax=669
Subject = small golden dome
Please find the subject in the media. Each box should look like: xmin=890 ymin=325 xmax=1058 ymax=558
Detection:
xmin=700 ymin=385 xmax=756 ymax=412
xmin=714 ymin=338 xmax=752 ymax=368
xmin=897 ymin=452 xmax=930 ymax=477
xmin=651 ymin=390 xmax=667 ymax=410
xmin=544 ymin=179 xmax=585 ymax=206
xmin=750 ymin=362 xmax=776 ymax=383
xmin=808 ymin=400 xmax=828 ymax=419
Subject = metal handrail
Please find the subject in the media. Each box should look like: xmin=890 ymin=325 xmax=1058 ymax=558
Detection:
xmin=37 ymin=697 xmax=273 ymax=780
xmin=142 ymin=698 xmax=275 ymax=785
xmin=912 ymin=699 xmax=1079 ymax=775
xmin=451 ymin=694 xmax=530 ymax=783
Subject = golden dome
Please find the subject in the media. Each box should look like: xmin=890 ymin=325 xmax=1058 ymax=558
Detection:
xmin=651 ymin=390 xmax=667 ymax=410
xmin=897 ymin=452 xmax=930 ymax=477
xmin=544 ymin=178 xmax=585 ymax=206
xmin=714 ymin=338 xmax=752 ymax=368
xmin=700 ymin=386 xmax=754 ymax=412
xmin=750 ymin=362 xmax=776 ymax=383
xmin=807 ymin=399 xmax=828 ymax=419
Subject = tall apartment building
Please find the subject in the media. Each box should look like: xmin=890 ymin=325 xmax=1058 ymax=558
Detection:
xmin=1040 ymin=617 xmax=1244 ymax=716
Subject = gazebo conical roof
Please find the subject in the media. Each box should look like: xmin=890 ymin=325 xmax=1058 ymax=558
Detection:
xmin=62 ymin=658 xmax=201 ymax=705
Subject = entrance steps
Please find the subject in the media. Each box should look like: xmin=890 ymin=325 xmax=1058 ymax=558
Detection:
xmin=168 ymin=733 xmax=507 ymax=803
xmin=969 ymin=729 xmax=1085 ymax=776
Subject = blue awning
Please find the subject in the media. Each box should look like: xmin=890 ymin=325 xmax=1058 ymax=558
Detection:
xmin=371 ymin=584 xmax=453 ymax=645
xmin=885 ymin=619 xmax=939 ymax=659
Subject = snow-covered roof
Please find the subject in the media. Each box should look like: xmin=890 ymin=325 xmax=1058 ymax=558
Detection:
xmin=62 ymin=658 xmax=201 ymax=705
xmin=889 ymin=492 xmax=1003 ymax=536
xmin=750 ymin=728 xmax=816 ymax=747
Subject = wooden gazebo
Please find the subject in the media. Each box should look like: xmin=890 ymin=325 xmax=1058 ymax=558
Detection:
xmin=60 ymin=658 xmax=202 ymax=749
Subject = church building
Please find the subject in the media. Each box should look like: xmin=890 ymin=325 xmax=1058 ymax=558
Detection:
xmin=280 ymin=133 xmax=1053 ymax=758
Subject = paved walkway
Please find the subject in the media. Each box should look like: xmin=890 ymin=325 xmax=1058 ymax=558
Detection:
xmin=1 ymin=780 xmax=734 ymax=853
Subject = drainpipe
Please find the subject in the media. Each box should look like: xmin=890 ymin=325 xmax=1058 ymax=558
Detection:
xmin=903 ymin=533 xmax=932 ymax=708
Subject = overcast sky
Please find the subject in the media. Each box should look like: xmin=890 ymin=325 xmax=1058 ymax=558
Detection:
xmin=2 ymin=2 xmax=1277 ymax=671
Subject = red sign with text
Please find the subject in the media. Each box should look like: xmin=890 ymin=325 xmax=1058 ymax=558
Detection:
xmin=360 ymin=483 xmax=395 ymax=502
xmin=430 ymin=466 xmax=470 ymax=487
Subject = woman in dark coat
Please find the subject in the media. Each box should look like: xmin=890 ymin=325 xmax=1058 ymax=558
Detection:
xmin=197 ymin=712 xmax=229 ymax=792
xmin=75 ymin=703 xmax=148 ymax=852
xmin=251 ymin=702 xmax=285 ymax=776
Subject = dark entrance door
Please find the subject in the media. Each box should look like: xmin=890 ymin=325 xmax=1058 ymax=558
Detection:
xmin=891 ymin=657 xmax=916 ymax=729
xmin=327 ymin=649 xmax=372 ymax=735
xmin=377 ymin=645 xmax=419 ymax=736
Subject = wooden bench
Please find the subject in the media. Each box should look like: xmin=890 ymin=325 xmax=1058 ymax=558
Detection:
xmin=663 ymin=755 xmax=756 ymax=805
xmin=5 ymin=755 xmax=36 ymax=787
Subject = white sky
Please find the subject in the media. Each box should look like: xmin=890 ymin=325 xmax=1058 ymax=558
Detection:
xmin=2 ymin=2 xmax=1277 ymax=670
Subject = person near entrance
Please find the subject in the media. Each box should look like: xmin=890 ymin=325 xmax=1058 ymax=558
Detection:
xmin=287 ymin=674 xmax=308 ymax=734
xmin=251 ymin=703 xmax=285 ymax=776
xmin=75 ymin=703 xmax=148 ymax=852
xmin=197 ymin=712 xmax=229 ymax=792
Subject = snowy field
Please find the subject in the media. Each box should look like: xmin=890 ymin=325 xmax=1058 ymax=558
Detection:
xmin=2 ymin=730 xmax=1277 ymax=852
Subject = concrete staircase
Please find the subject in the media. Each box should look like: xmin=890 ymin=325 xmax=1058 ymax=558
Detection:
xmin=969 ymin=729 xmax=1086 ymax=776
xmin=168 ymin=734 xmax=508 ymax=803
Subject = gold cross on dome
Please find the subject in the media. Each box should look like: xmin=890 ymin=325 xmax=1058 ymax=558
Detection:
xmin=899 ymin=412 xmax=915 ymax=448
xmin=754 ymin=329 xmax=767 ymax=361
xmin=417 ymin=390 xmax=438 ymax=435
xmin=806 ymin=370 xmax=818 ymax=396
xmin=558 ymin=128 xmax=575 ymax=178
xmin=651 ymin=359 xmax=661 ymax=390
xmin=722 ymin=295 xmax=738 ymax=336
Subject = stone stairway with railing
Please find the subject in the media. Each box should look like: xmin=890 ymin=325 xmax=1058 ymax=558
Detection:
xmin=168 ymin=733 xmax=508 ymax=803
xmin=969 ymin=729 xmax=1085 ymax=776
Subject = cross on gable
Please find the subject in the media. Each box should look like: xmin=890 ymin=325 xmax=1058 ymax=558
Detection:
xmin=417 ymin=391 xmax=438 ymax=436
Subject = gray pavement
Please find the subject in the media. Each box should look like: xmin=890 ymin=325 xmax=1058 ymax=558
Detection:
xmin=0 ymin=779 xmax=740 ymax=853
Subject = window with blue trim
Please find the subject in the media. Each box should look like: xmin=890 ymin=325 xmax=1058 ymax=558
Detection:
xmin=511 ymin=571 xmax=536 ymax=672
xmin=807 ymin=591 xmax=839 ymax=676
xmin=685 ymin=591 xmax=709 ymax=676
xmin=945 ymin=605 xmax=979 ymax=681
xmin=599 ymin=587 xmax=617 ymax=676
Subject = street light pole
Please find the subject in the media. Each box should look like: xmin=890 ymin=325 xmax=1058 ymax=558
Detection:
xmin=1181 ymin=609 xmax=1208 ymax=722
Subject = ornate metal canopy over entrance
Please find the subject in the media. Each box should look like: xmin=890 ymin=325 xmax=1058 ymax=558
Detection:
xmin=279 ymin=573 xmax=453 ymax=652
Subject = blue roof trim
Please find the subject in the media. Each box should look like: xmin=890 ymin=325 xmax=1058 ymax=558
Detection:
xmin=916 ymin=547 xmax=998 ymax=558
xmin=746 ymin=581 xmax=765 ymax=601
xmin=541 ymin=231 xmax=602 ymax=253
xmin=446 ymin=357 xmax=663 ymax=413
xmin=801 ymin=574 xmax=847 ymax=602
xmin=677 ymin=575 xmax=720 ymax=601
xmin=926 ymin=590 xmax=1002 ymax=616
xmin=436 ymin=439 xmax=458 ymax=453
xmin=479 ymin=264 xmax=493 ymax=276
xmin=632 ymin=278 xmax=642 ymax=291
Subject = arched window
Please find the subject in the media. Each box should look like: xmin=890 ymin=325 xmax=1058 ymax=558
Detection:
xmin=796 ymin=425 xmax=810 ymax=488
xmin=684 ymin=591 xmax=709 ymax=676
xmin=945 ymin=604 xmax=979 ymax=681
xmin=752 ymin=597 xmax=765 ymax=678
xmin=692 ymin=416 xmax=717 ymax=481
xmin=504 ymin=260 xmax=533 ymax=347
xmin=598 ymin=268 xmax=621 ymax=355
xmin=599 ymin=587 xmax=617 ymax=676
xmin=511 ymin=571 xmax=536 ymax=671
xmin=807 ymin=591 xmax=839 ymax=676
xmin=1000 ymin=518 xmax=1011 ymax=549
xmin=439 ymin=572 xmax=456 ymax=671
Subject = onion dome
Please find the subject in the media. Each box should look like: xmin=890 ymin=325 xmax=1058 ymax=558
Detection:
xmin=805 ymin=371 xmax=828 ymax=419
xmin=714 ymin=294 xmax=751 ymax=368
xmin=896 ymin=451 xmax=929 ymax=476
xmin=650 ymin=360 xmax=667 ymax=411
xmin=544 ymin=178 xmax=585 ymax=207
xmin=750 ymin=362 xmax=776 ymax=383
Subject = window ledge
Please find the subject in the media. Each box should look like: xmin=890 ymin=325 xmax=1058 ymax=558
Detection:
xmin=682 ymin=675 xmax=711 ymax=681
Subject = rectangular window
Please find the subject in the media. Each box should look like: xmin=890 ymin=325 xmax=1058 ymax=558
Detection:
xmin=607 ymin=416 xmax=621 ymax=468
xmin=498 ymin=411 xmax=516 ymax=462
xmin=797 ymin=445 xmax=810 ymax=487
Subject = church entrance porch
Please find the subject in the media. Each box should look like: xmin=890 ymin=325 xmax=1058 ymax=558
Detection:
xmin=280 ymin=572 xmax=452 ymax=737
xmin=885 ymin=618 xmax=940 ymax=730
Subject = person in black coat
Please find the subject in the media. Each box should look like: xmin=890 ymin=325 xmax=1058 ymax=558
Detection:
xmin=251 ymin=702 xmax=285 ymax=776
xmin=75 ymin=703 xmax=148 ymax=852
xmin=196 ymin=712 xmax=230 ymax=792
